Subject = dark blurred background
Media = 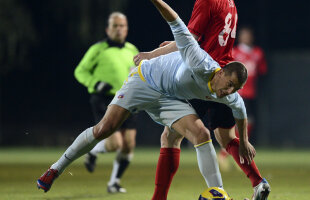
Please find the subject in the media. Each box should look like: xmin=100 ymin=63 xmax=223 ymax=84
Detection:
xmin=1 ymin=0 xmax=309 ymax=147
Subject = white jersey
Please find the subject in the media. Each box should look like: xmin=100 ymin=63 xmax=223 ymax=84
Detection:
xmin=140 ymin=17 xmax=246 ymax=119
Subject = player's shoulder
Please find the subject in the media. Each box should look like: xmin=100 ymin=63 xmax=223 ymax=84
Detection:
xmin=196 ymin=0 xmax=217 ymax=8
xmin=125 ymin=42 xmax=139 ymax=53
xmin=213 ymin=0 xmax=236 ymax=11
xmin=89 ymin=40 xmax=108 ymax=51
xmin=93 ymin=40 xmax=109 ymax=47
xmin=253 ymin=46 xmax=265 ymax=54
xmin=232 ymin=46 xmax=242 ymax=53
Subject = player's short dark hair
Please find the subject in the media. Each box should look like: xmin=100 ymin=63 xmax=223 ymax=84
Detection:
xmin=222 ymin=61 xmax=248 ymax=89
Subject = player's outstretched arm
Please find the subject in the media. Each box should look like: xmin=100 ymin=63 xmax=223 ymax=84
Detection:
xmin=150 ymin=0 xmax=178 ymax=22
xmin=133 ymin=0 xmax=178 ymax=67
xmin=151 ymin=0 xmax=207 ymax=70
xmin=133 ymin=34 xmax=199 ymax=66
xmin=133 ymin=41 xmax=177 ymax=66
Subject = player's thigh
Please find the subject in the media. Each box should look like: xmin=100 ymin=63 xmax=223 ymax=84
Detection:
xmin=146 ymin=97 xmax=196 ymax=129
xmin=214 ymin=127 xmax=236 ymax=148
xmin=94 ymin=104 xmax=131 ymax=140
xmin=161 ymin=126 xmax=184 ymax=148
xmin=110 ymin=68 xmax=162 ymax=114
xmin=172 ymin=114 xmax=211 ymax=146
xmin=145 ymin=97 xmax=209 ymax=145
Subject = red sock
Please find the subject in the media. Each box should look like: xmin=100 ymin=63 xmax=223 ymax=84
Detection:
xmin=226 ymin=138 xmax=262 ymax=187
xmin=152 ymin=148 xmax=180 ymax=200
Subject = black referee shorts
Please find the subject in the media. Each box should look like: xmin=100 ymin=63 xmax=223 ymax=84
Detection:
xmin=90 ymin=94 xmax=137 ymax=129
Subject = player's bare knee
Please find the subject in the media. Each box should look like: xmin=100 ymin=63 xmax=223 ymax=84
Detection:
xmin=194 ymin=127 xmax=211 ymax=145
xmin=160 ymin=130 xmax=169 ymax=148
xmin=93 ymin=120 xmax=116 ymax=140
xmin=121 ymin=146 xmax=134 ymax=154
xmin=214 ymin=128 xmax=236 ymax=148
xmin=111 ymin=139 xmax=123 ymax=151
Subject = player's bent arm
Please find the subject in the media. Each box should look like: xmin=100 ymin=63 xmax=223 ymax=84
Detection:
xmin=134 ymin=0 xmax=178 ymax=66
xmin=222 ymin=92 xmax=247 ymax=120
xmin=227 ymin=93 xmax=256 ymax=164
xmin=133 ymin=32 xmax=199 ymax=66
xmin=133 ymin=41 xmax=178 ymax=66
xmin=137 ymin=32 xmax=198 ymax=60
xmin=221 ymin=93 xmax=256 ymax=164
xmin=235 ymin=117 xmax=256 ymax=165
xmin=151 ymin=32 xmax=198 ymax=57
xmin=235 ymin=118 xmax=249 ymax=145
xmin=151 ymin=0 xmax=207 ymax=69
xmin=74 ymin=45 xmax=101 ymax=89
xmin=150 ymin=41 xmax=178 ymax=57
xmin=151 ymin=0 xmax=178 ymax=22
xmin=169 ymin=18 xmax=207 ymax=68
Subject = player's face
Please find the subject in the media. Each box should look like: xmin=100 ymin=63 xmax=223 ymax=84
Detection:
xmin=106 ymin=16 xmax=128 ymax=43
xmin=239 ymin=29 xmax=254 ymax=46
xmin=214 ymin=71 xmax=239 ymax=98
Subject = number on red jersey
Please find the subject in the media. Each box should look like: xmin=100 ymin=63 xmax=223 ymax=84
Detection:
xmin=219 ymin=13 xmax=237 ymax=46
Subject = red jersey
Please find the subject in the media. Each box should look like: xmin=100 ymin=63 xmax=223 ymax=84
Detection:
xmin=188 ymin=0 xmax=238 ymax=67
xmin=232 ymin=44 xmax=267 ymax=99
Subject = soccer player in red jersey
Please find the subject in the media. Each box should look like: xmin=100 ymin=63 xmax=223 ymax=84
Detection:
xmin=232 ymin=26 xmax=267 ymax=137
xmin=134 ymin=0 xmax=270 ymax=200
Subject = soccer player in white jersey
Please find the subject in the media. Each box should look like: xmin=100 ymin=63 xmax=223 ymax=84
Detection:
xmin=134 ymin=1 xmax=270 ymax=200
xmin=37 ymin=0 xmax=254 ymax=196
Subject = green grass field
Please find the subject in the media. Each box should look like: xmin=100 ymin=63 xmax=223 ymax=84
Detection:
xmin=0 ymin=147 xmax=309 ymax=200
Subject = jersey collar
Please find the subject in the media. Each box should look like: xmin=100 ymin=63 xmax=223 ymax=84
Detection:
xmin=107 ymin=38 xmax=125 ymax=48
xmin=207 ymin=68 xmax=221 ymax=93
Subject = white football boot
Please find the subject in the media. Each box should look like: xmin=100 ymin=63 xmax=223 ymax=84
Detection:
xmin=252 ymin=178 xmax=270 ymax=200
xmin=107 ymin=183 xmax=127 ymax=193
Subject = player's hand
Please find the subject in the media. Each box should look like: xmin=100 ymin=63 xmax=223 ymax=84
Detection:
xmin=159 ymin=41 xmax=173 ymax=47
xmin=95 ymin=81 xmax=113 ymax=94
xmin=133 ymin=52 xmax=152 ymax=66
xmin=239 ymin=141 xmax=256 ymax=165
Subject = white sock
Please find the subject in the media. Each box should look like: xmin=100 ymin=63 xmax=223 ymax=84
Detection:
xmin=195 ymin=140 xmax=223 ymax=187
xmin=51 ymin=127 xmax=99 ymax=174
xmin=108 ymin=152 xmax=133 ymax=186
xmin=90 ymin=139 xmax=107 ymax=155
xmin=108 ymin=159 xmax=120 ymax=186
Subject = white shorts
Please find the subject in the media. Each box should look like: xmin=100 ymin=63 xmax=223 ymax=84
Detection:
xmin=110 ymin=68 xmax=196 ymax=128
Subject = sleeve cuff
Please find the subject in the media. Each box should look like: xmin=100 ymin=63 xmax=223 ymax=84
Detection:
xmin=167 ymin=17 xmax=183 ymax=26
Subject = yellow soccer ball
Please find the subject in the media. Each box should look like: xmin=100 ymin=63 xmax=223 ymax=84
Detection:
xmin=198 ymin=187 xmax=232 ymax=200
